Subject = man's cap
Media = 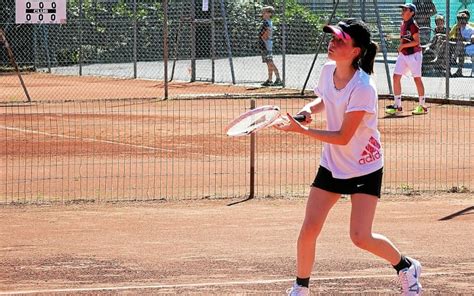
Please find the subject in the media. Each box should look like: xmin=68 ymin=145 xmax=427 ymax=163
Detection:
xmin=262 ymin=6 xmax=275 ymax=13
xmin=323 ymin=19 xmax=371 ymax=48
xmin=457 ymin=9 xmax=470 ymax=19
xmin=399 ymin=3 xmax=417 ymax=14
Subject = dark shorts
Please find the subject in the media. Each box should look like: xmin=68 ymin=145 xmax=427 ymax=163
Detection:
xmin=311 ymin=166 xmax=383 ymax=198
xmin=261 ymin=50 xmax=273 ymax=63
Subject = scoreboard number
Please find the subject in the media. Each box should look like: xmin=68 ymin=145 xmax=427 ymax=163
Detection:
xmin=16 ymin=0 xmax=66 ymax=24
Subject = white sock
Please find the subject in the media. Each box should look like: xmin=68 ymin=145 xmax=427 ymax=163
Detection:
xmin=419 ymin=96 xmax=425 ymax=106
xmin=394 ymin=96 xmax=402 ymax=108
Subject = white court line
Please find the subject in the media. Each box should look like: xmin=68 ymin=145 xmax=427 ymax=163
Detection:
xmin=0 ymin=125 xmax=174 ymax=152
xmin=0 ymin=271 xmax=463 ymax=295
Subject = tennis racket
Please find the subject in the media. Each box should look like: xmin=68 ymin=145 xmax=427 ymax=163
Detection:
xmin=225 ymin=105 xmax=306 ymax=137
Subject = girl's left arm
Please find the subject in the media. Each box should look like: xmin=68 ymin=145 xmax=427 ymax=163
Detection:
xmin=275 ymin=111 xmax=366 ymax=145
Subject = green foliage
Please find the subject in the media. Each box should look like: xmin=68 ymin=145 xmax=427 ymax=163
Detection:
xmin=2 ymin=0 xmax=342 ymax=66
xmin=226 ymin=0 xmax=328 ymax=55
xmin=274 ymin=0 xmax=323 ymax=28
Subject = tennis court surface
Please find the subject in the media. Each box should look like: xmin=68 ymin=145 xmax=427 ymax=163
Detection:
xmin=2 ymin=73 xmax=473 ymax=294
xmin=1 ymin=194 xmax=473 ymax=294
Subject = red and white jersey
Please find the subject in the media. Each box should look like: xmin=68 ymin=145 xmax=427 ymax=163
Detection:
xmin=400 ymin=18 xmax=422 ymax=55
xmin=314 ymin=62 xmax=383 ymax=179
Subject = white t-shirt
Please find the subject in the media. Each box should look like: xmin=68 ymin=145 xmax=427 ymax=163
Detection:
xmin=314 ymin=62 xmax=383 ymax=179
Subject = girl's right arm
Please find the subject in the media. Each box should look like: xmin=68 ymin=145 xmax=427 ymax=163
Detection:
xmin=304 ymin=97 xmax=325 ymax=114
xmin=296 ymin=98 xmax=324 ymax=125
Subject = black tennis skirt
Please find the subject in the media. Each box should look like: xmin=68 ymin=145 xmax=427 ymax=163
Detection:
xmin=311 ymin=166 xmax=383 ymax=198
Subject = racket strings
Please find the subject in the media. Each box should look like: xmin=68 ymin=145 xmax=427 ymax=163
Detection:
xmin=226 ymin=108 xmax=280 ymax=136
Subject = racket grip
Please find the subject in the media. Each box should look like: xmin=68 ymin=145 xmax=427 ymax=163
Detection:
xmin=293 ymin=114 xmax=306 ymax=122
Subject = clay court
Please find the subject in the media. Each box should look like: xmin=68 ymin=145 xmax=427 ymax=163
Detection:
xmin=1 ymin=73 xmax=473 ymax=294
xmin=2 ymin=75 xmax=473 ymax=200
xmin=1 ymin=194 xmax=473 ymax=294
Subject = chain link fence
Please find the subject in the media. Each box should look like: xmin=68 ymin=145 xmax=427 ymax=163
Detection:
xmin=1 ymin=0 xmax=473 ymax=99
xmin=1 ymin=97 xmax=473 ymax=204
xmin=1 ymin=0 xmax=473 ymax=203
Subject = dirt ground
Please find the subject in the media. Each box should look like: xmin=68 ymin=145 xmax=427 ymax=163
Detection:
xmin=2 ymin=97 xmax=473 ymax=201
xmin=1 ymin=74 xmax=473 ymax=295
xmin=1 ymin=193 xmax=473 ymax=295
xmin=0 ymin=72 xmax=293 ymax=102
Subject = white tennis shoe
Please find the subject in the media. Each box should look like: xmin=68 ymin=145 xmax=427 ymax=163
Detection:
xmin=287 ymin=282 xmax=309 ymax=296
xmin=398 ymin=257 xmax=422 ymax=296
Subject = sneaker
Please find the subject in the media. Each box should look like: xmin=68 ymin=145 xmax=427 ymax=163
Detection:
xmin=398 ymin=257 xmax=422 ymax=296
xmin=273 ymin=78 xmax=283 ymax=86
xmin=261 ymin=80 xmax=272 ymax=86
xmin=450 ymin=70 xmax=463 ymax=77
xmin=412 ymin=105 xmax=428 ymax=115
xmin=385 ymin=104 xmax=403 ymax=115
xmin=286 ymin=282 xmax=309 ymax=296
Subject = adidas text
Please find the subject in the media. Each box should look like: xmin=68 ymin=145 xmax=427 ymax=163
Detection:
xmin=358 ymin=151 xmax=381 ymax=165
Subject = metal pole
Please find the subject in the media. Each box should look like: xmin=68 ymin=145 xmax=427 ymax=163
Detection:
xmin=133 ymin=0 xmax=137 ymax=78
xmin=191 ymin=0 xmax=196 ymax=82
xmin=169 ymin=19 xmax=183 ymax=82
xmin=163 ymin=0 xmax=169 ymax=99
xmin=42 ymin=25 xmax=51 ymax=73
xmin=361 ymin=0 xmax=366 ymax=22
xmin=211 ymin=0 xmax=216 ymax=83
xmin=219 ymin=0 xmax=236 ymax=84
xmin=0 ymin=29 xmax=31 ymax=102
xmin=301 ymin=0 xmax=339 ymax=94
xmin=282 ymin=0 xmax=286 ymax=87
xmin=33 ymin=26 xmax=38 ymax=69
xmin=249 ymin=99 xmax=256 ymax=199
xmin=78 ymin=0 xmax=83 ymax=76
xmin=373 ymin=0 xmax=393 ymax=94
xmin=445 ymin=0 xmax=450 ymax=99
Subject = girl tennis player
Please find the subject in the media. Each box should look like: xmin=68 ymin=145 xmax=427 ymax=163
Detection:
xmin=275 ymin=19 xmax=422 ymax=296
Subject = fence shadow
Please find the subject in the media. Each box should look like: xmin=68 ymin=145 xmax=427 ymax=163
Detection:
xmin=438 ymin=206 xmax=474 ymax=221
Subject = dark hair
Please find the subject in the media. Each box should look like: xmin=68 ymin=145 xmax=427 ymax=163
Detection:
xmin=458 ymin=9 xmax=470 ymax=19
xmin=357 ymin=41 xmax=378 ymax=75
xmin=345 ymin=19 xmax=378 ymax=74
xmin=457 ymin=13 xmax=469 ymax=23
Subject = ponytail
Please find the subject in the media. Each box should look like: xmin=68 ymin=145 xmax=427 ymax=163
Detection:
xmin=359 ymin=41 xmax=378 ymax=75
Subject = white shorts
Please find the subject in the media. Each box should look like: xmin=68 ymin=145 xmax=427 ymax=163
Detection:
xmin=394 ymin=51 xmax=423 ymax=77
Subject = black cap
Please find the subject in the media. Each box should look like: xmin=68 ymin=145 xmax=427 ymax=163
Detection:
xmin=323 ymin=19 xmax=371 ymax=49
xmin=457 ymin=9 xmax=470 ymax=20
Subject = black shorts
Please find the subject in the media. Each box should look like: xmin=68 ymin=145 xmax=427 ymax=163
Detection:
xmin=311 ymin=166 xmax=383 ymax=198
xmin=261 ymin=50 xmax=273 ymax=63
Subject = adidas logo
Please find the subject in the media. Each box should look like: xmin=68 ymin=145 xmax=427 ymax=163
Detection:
xmin=359 ymin=136 xmax=381 ymax=165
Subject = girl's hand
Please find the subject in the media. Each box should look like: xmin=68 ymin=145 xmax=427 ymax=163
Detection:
xmin=296 ymin=110 xmax=312 ymax=125
xmin=397 ymin=44 xmax=405 ymax=52
xmin=273 ymin=113 xmax=308 ymax=133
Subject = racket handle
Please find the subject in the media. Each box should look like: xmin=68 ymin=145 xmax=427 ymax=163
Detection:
xmin=293 ymin=114 xmax=306 ymax=122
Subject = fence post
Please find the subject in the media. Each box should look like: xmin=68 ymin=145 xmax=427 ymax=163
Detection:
xmin=445 ymin=0 xmax=450 ymax=99
xmin=163 ymin=0 xmax=169 ymax=99
xmin=211 ymin=0 xmax=216 ymax=83
xmin=249 ymin=99 xmax=256 ymax=199
xmin=133 ymin=0 xmax=137 ymax=79
xmin=373 ymin=0 xmax=393 ymax=95
xmin=78 ymin=0 xmax=83 ymax=76
xmin=190 ymin=1 xmax=196 ymax=82
xmin=282 ymin=0 xmax=286 ymax=87
xmin=301 ymin=0 xmax=339 ymax=94
xmin=219 ymin=0 xmax=236 ymax=84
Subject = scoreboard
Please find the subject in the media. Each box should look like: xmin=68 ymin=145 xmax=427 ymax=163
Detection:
xmin=16 ymin=0 xmax=66 ymax=24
